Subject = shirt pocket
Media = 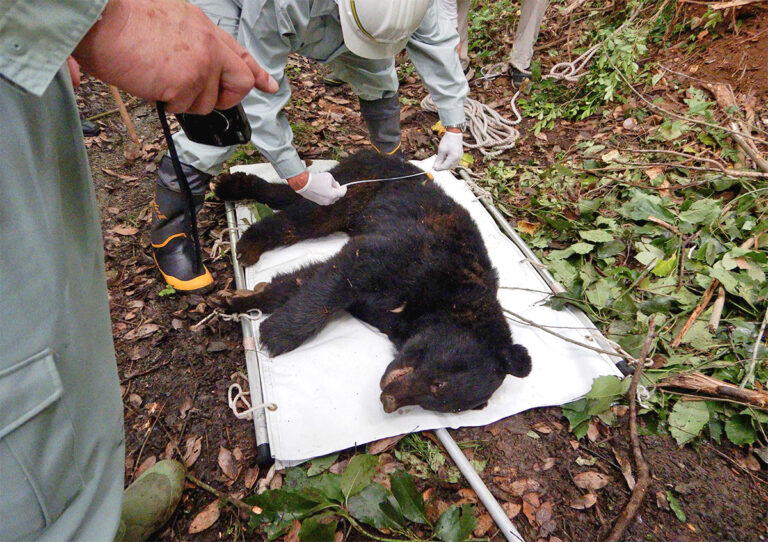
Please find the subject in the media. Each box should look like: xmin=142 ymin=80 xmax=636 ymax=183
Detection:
xmin=0 ymin=349 xmax=85 ymax=541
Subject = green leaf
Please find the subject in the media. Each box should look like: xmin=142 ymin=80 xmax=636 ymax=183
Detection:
xmin=725 ymin=415 xmax=756 ymax=445
xmin=307 ymin=453 xmax=339 ymax=477
xmin=341 ymin=454 xmax=378 ymax=500
xmin=435 ymin=504 xmax=476 ymax=542
xmin=585 ymin=375 xmax=631 ymax=399
xmin=652 ymin=253 xmax=678 ymax=277
xmin=679 ymin=198 xmax=721 ymax=225
xmin=299 ymin=516 xmax=337 ymax=542
xmin=666 ymin=492 xmax=686 ymax=522
xmin=247 ymin=490 xmax=324 ymax=524
xmin=668 ymin=400 xmax=709 ymax=445
xmin=571 ymin=241 xmax=595 ymax=254
xmin=680 ymin=320 xmax=715 ymax=350
xmin=621 ymin=191 xmax=675 ymax=223
xmin=579 ymin=229 xmax=614 ymax=243
xmin=389 ymin=470 xmax=429 ymax=524
xmin=347 ymin=483 xmax=404 ymax=530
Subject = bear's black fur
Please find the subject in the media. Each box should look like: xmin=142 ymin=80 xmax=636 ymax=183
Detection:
xmin=214 ymin=150 xmax=531 ymax=413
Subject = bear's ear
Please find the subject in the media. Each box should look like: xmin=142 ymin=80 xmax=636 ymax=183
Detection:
xmin=501 ymin=344 xmax=532 ymax=378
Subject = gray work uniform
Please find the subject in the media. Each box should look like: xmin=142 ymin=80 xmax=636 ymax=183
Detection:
xmin=166 ymin=0 xmax=469 ymax=184
xmin=0 ymin=1 xmax=125 ymax=541
xmin=445 ymin=0 xmax=549 ymax=72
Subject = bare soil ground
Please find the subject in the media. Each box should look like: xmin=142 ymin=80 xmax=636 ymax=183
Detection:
xmin=77 ymin=4 xmax=768 ymax=541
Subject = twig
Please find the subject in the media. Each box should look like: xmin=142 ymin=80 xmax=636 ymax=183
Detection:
xmin=670 ymin=280 xmax=719 ymax=347
xmin=108 ymin=85 xmax=141 ymax=146
xmin=186 ymin=473 xmax=255 ymax=515
xmin=131 ymin=400 xmax=167 ymax=480
xmin=741 ymin=305 xmax=768 ymax=388
xmin=729 ymin=121 xmax=768 ymax=174
xmin=120 ymin=359 xmax=172 ymax=383
xmin=646 ymin=216 xmax=682 ymax=235
xmin=503 ymin=308 xmax=631 ymax=360
xmin=603 ymin=317 xmax=656 ymax=542
xmin=86 ymin=97 xmax=139 ymax=122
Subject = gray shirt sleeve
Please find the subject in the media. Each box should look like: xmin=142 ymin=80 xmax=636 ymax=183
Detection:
xmin=0 ymin=0 xmax=108 ymax=96
xmin=406 ymin=0 xmax=468 ymax=127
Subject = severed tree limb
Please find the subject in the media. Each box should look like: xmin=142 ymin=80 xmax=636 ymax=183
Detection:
xmin=604 ymin=317 xmax=656 ymax=542
xmin=741 ymin=305 xmax=768 ymax=388
xmin=660 ymin=371 xmax=768 ymax=408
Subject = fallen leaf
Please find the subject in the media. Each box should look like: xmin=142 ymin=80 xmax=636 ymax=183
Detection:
xmin=171 ymin=318 xmax=185 ymax=330
xmin=188 ymin=500 xmax=221 ymax=534
xmin=183 ymin=435 xmax=203 ymax=467
xmin=474 ymin=513 xmax=494 ymax=537
xmin=612 ymin=447 xmax=636 ymax=490
xmin=369 ymin=434 xmax=404 ymax=454
xmin=135 ymin=455 xmax=156 ymax=478
xmin=623 ymin=117 xmax=637 ymax=130
xmin=333 ymin=531 xmax=344 ymax=542
xmin=506 ymin=478 xmax=542 ymax=497
xmin=535 ymin=501 xmax=555 ymax=536
xmin=207 ymin=341 xmax=228 ymax=353
xmin=269 ymin=472 xmax=283 ymax=490
xmin=534 ymin=131 xmax=548 ymax=142
xmin=517 ymin=220 xmax=540 ymax=236
xmin=502 ymin=501 xmax=521 ymax=519
xmin=539 ymin=457 xmax=556 ymax=471
xmin=569 ymin=493 xmax=597 ymax=510
xmin=112 ymin=224 xmax=139 ymax=236
xmin=586 ymin=420 xmax=600 ymax=442
xmin=284 ymin=520 xmax=301 ymax=542
xmin=569 ymin=440 xmax=580 ymax=450
xmin=233 ymin=447 xmax=243 ymax=462
xmin=522 ymin=492 xmax=540 ymax=526
xmin=244 ymin=467 xmax=259 ymax=490
xmin=645 ymin=166 xmax=665 ymax=181
xmin=218 ymin=446 xmax=240 ymax=481
xmin=124 ymin=323 xmax=160 ymax=341
xmin=532 ymin=422 xmax=552 ymax=434
xmin=426 ymin=499 xmax=451 ymax=523
xmin=127 ymin=393 xmax=142 ymax=408
xmin=573 ymin=471 xmax=611 ymax=491
xmin=179 ymin=396 xmax=193 ymax=419
xmin=161 ymin=439 xmax=177 ymax=460
xmin=457 ymin=488 xmax=478 ymax=502
xmin=329 ymin=459 xmax=349 ymax=474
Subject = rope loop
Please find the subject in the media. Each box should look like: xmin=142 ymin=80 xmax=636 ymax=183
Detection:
xmin=228 ymin=382 xmax=277 ymax=421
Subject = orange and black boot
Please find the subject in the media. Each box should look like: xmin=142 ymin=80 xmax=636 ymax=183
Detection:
xmin=359 ymin=94 xmax=404 ymax=159
xmin=150 ymin=156 xmax=214 ymax=294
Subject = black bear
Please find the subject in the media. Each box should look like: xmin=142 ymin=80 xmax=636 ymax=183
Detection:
xmin=214 ymin=150 xmax=531 ymax=413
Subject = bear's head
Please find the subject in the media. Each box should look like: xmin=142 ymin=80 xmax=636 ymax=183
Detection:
xmin=379 ymin=319 xmax=531 ymax=413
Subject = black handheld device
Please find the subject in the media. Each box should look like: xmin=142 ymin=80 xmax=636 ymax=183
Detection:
xmin=175 ymin=103 xmax=251 ymax=147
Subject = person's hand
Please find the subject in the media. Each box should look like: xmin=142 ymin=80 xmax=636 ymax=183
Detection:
xmin=67 ymin=57 xmax=81 ymax=88
xmin=290 ymin=171 xmax=347 ymax=205
xmin=434 ymin=129 xmax=463 ymax=170
xmin=73 ymin=0 xmax=278 ymax=114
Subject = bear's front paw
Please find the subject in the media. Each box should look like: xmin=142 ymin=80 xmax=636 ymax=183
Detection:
xmin=211 ymin=172 xmax=251 ymax=201
xmin=237 ymin=237 xmax=263 ymax=267
xmin=259 ymin=315 xmax=306 ymax=356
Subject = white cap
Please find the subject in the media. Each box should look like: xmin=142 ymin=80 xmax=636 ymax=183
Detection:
xmin=338 ymin=0 xmax=431 ymax=59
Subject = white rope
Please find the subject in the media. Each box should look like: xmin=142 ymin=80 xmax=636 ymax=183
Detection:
xmin=421 ymin=95 xmax=522 ymax=158
xmin=191 ymin=308 xmax=263 ymax=330
xmin=228 ymin=382 xmax=277 ymax=420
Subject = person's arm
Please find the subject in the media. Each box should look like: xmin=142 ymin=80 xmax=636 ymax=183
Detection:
xmin=0 ymin=0 xmax=277 ymax=112
xmin=405 ymin=0 xmax=468 ymax=130
xmin=238 ymin=4 xmax=345 ymax=203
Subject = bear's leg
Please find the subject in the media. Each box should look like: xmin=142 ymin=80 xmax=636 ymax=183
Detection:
xmin=236 ymin=203 xmax=350 ymax=266
xmin=213 ymin=172 xmax=300 ymax=209
xmin=227 ymin=261 xmax=326 ymax=314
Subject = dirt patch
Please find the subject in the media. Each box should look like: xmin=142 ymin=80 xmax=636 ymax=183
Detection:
xmin=660 ymin=5 xmax=768 ymax=100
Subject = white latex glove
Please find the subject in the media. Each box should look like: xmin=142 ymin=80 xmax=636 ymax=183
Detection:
xmin=296 ymin=171 xmax=347 ymax=205
xmin=433 ymin=131 xmax=464 ymax=171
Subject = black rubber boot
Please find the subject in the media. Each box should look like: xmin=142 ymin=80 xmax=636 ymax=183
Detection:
xmin=151 ymin=156 xmax=214 ymax=293
xmin=359 ymin=94 xmax=404 ymax=159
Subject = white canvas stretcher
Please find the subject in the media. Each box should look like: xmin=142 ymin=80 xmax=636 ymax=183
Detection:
xmin=226 ymin=157 xmax=622 ymax=465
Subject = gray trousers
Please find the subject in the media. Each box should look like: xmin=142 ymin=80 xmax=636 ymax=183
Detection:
xmin=456 ymin=0 xmax=549 ymax=71
xmin=0 ymin=69 xmax=125 ymax=541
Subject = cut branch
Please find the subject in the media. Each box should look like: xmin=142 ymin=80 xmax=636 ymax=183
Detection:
xmin=603 ymin=317 xmax=656 ymax=542
xmin=660 ymin=372 xmax=768 ymax=408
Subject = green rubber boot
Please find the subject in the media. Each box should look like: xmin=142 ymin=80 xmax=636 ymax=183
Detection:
xmin=114 ymin=460 xmax=186 ymax=542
